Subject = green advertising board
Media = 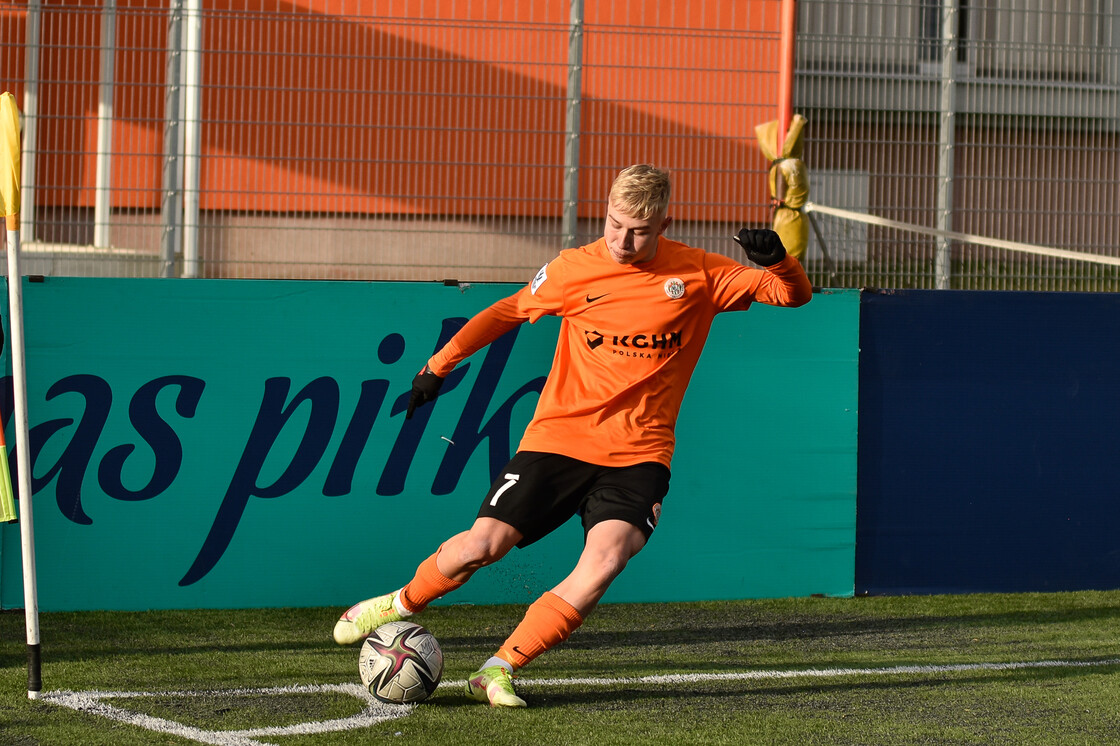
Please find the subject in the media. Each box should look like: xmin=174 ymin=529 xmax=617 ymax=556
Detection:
xmin=0 ymin=278 xmax=857 ymax=611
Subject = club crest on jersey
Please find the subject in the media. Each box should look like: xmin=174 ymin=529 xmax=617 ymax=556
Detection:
xmin=663 ymin=277 xmax=685 ymax=299
xmin=530 ymin=263 xmax=548 ymax=294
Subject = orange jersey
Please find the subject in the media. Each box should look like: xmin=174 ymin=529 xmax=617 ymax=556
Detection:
xmin=428 ymin=236 xmax=811 ymax=467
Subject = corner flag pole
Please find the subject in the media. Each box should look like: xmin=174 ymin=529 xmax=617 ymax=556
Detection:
xmin=1 ymin=91 xmax=42 ymax=700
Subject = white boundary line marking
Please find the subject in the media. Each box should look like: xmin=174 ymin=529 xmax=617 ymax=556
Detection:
xmin=498 ymin=657 xmax=1120 ymax=688
xmin=43 ymin=683 xmax=413 ymax=746
xmin=42 ymin=658 xmax=1120 ymax=746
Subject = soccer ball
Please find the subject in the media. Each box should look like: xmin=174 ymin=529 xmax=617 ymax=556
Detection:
xmin=358 ymin=621 xmax=444 ymax=704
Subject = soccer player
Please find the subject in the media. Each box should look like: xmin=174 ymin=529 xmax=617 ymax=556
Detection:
xmin=334 ymin=164 xmax=813 ymax=707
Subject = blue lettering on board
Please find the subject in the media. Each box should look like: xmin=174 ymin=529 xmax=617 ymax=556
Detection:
xmin=4 ymin=319 xmax=545 ymax=586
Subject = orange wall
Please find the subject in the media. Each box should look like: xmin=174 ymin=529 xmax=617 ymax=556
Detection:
xmin=2 ymin=0 xmax=781 ymax=222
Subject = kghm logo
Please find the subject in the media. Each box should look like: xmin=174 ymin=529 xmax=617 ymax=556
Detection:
xmin=584 ymin=329 xmax=683 ymax=359
xmin=614 ymin=331 xmax=682 ymax=350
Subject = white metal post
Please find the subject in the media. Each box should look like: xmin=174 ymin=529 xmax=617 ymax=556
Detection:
xmin=94 ymin=0 xmax=117 ymax=249
xmin=182 ymin=0 xmax=202 ymax=278
xmin=935 ymin=0 xmax=959 ymax=290
xmin=561 ymin=0 xmax=583 ymax=250
xmin=161 ymin=0 xmax=184 ymax=278
xmin=20 ymin=0 xmax=41 ymax=244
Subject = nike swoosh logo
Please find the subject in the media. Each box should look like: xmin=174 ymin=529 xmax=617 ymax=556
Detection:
xmin=585 ymin=293 xmax=609 ymax=303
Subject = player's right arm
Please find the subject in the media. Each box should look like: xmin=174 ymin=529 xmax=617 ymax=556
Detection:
xmin=425 ymin=293 xmax=530 ymax=376
xmin=405 ymin=292 xmax=531 ymax=418
xmin=406 ymin=254 xmax=572 ymax=418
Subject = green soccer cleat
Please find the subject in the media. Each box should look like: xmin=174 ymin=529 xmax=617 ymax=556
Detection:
xmin=332 ymin=590 xmax=406 ymax=645
xmin=465 ymin=665 xmax=527 ymax=708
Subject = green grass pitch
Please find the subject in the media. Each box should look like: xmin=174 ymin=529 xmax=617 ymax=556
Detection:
xmin=3 ymin=591 xmax=1120 ymax=745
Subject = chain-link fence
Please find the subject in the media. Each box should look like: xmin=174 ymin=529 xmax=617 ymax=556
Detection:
xmin=797 ymin=0 xmax=1120 ymax=291
xmin=3 ymin=0 xmax=1119 ymax=290
xmin=1 ymin=0 xmax=783 ymax=281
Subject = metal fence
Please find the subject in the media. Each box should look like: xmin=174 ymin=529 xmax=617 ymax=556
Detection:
xmin=797 ymin=0 xmax=1120 ymax=291
xmin=2 ymin=0 xmax=1119 ymax=290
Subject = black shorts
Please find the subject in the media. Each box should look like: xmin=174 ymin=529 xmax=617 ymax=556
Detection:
xmin=477 ymin=451 xmax=671 ymax=548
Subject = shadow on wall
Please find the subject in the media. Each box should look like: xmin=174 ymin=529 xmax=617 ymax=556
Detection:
xmin=4 ymin=2 xmax=780 ymax=236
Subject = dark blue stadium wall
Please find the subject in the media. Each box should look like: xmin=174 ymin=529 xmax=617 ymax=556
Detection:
xmin=857 ymin=289 xmax=1120 ymax=595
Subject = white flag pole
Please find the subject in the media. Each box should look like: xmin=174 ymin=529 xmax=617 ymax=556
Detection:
xmin=2 ymin=90 xmax=42 ymax=699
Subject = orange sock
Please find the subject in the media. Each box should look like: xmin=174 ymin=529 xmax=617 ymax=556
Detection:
xmin=497 ymin=592 xmax=584 ymax=669
xmin=399 ymin=548 xmax=463 ymax=613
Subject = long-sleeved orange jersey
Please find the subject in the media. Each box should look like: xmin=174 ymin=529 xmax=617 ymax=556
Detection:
xmin=427 ymin=236 xmax=812 ymax=468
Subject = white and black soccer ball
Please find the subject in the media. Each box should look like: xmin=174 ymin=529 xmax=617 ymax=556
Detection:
xmin=358 ymin=621 xmax=444 ymax=704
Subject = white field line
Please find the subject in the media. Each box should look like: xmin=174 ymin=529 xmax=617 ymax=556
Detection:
xmin=42 ymin=658 xmax=1120 ymax=746
xmin=491 ymin=657 xmax=1120 ymax=689
xmin=43 ymin=683 xmax=413 ymax=746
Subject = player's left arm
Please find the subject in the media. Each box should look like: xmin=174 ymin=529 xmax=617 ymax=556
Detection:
xmin=729 ymin=228 xmax=812 ymax=307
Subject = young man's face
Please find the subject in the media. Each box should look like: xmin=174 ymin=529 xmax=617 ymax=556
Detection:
xmin=603 ymin=201 xmax=672 ymax=265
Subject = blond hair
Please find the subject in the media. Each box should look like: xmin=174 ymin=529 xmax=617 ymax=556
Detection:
xmin=608 ymin=164 xmax=671 ymax=220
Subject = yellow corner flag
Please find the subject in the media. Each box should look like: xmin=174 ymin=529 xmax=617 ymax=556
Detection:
xmin=0 ymin=90 xmax=20 ymax=522
xmin=754 ymin=114 xmax=809 ymax=260
xmin=0 ymin=425 xmax=15 ymax=523
xmin=0 ymin=91 xmax=20 ymax=219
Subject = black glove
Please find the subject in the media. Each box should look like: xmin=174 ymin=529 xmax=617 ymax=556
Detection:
xmin=734 ymin=228 xmax=786 ymax=267
xmin=406 ymin=365 xmax=445 ymax=419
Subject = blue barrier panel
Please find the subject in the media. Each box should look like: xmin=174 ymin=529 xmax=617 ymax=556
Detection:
xmin=857 ymin=289 xmax=1120 ymax=595
xmin=1 ymin=278 xmax=857 ymax=611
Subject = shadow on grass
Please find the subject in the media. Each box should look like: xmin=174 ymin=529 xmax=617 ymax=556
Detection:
xmin=518 ymin=664 xmax=1120 ymax=710
xmin=555 ymin=603 xmax=1120 ymax=653
xmin=5 ymin=598 xmax=1119 ymax=668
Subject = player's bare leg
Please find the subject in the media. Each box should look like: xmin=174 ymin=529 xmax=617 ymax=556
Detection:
xmin=436 ymin=518 xmax=522 ymax=582
xmin=551 ymin=519 xmax=648 ymax=616
xmin=465 ymin=520 xmax=648 ymax=706
xmin=334 ymin=518 xmax=521 ymax=645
